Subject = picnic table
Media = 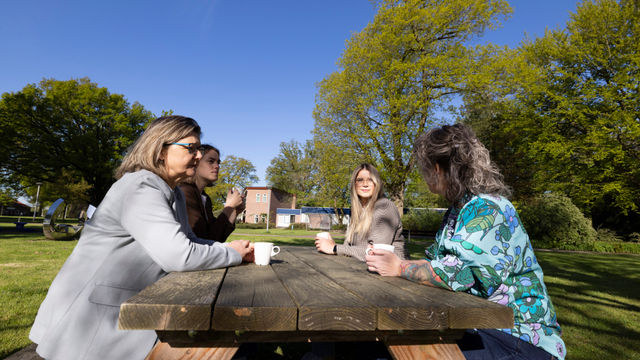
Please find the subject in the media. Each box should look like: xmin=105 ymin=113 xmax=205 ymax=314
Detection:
xmin=13 ymin=221 xmax=27 ymax=231
xmin=119 ymin=246 xmax=514 ymax=359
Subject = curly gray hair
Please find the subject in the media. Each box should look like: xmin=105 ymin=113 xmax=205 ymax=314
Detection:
xmin=413 ymin=123 xmax=511 ymax=205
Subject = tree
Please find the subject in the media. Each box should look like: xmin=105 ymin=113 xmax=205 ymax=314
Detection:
xmin=403 ymin=168 xmax=447 ymax=209
xmin=265 ymin=140 xmax=318 ymax=206
xmin=311 ymin=138 xmax=366 ymax=223
xmin=21 ymin=169 xmax=93 ymax=218
xmin=206 ymin=155 xmax=259 ymax=212
xmin=0 ymin=188 xmax=15 ymax=215
xmin=0 ymin=78 xmax=154 ymax=204
xmin=464 ymin=0 xmax=640 ymax=234
xmin=312 ymin=0 xmax=512 ymax=209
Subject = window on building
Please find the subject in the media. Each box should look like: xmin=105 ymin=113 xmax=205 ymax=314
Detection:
xmin=256 ymin=193 xmax=261 ymax=203
xmin=262 ymin=193 xmax=268 ymax=202
xmin=254 ymin=215 xmax=259 ymax=223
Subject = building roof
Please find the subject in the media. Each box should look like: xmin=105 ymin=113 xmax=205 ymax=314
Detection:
xmin=276 ymin=208 xmax=302 ymax=215
xmin=246 ymin=186 xmax=289 ymax=194
xmin=300 ymin=207 xmax=351 ymax=215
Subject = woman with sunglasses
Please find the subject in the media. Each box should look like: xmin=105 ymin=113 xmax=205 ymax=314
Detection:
xmin=29 ymin=116 xmax=254 ymax=360
xmin=179 ymin=144 xmax=245 ymax=241
xmin=315 ymin=163 xmax=406 ymax=261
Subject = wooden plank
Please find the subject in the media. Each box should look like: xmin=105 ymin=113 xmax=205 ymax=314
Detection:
xmin=145 ymin=342 xmax=239 ymax=360
xmin=270 ymin=248 xmax=376 ymax=331
xmin=119 ymin=269 xmax=226 ymax=330
xmin=298 ymin=246 xmax=513 ymax=329
xmin=387 ymin=343 xmax=465 ymax=360
xmin=287 ymin=247 xmax=449 ymax=331
xmin=157 ymin=329 xmax=466 ymax=346
xmin=377 ymin=275 xmax=514 ymax=329
xmin=211 ymin=262 xmax=297 ymax=331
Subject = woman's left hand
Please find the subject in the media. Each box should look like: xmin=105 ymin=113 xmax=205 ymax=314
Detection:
xmin=365 ymin=250 xmax=401 ymax=276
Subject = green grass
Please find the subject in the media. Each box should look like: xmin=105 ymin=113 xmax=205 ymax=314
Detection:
xmin=1 ymin=228 xmax=639 ymax=359
xmin=535 ymin=250 xmax=640 ymax=359
xmin=0 ymin=231 xmax=77 ymax=359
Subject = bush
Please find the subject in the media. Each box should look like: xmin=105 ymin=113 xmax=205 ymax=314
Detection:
xmin=595 ymin=227 xmax=623 ymax=242
xmin=402 ymin=209 xmax=444 ymax=233
xmin=517 ymin=192 xmax=597 ymax=249
xmin=628 ymin=233 xmax=640 ymax=243
xmin=235 ymin=222 xmax=267 ymax=229
xmin=289 ymin=223 xmax=308 ymax=230
xmin=331 ymin=223 xmax=348 ymax=231
xmin=589 ymin=241 xmax=640 ymax=254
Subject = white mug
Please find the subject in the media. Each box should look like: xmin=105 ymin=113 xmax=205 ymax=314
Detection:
xmin=316 ymin=231 xmax=330 ymax=240
xmin=254 ymin=242 xmax=280 ymax=265
xmin=366 ymin=243 xmax=395 ymax=255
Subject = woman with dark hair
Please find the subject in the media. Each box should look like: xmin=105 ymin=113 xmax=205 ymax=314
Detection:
xmin=315 ymin=163 xmax=405 ymax=261
xmin=366 ymin=124 xmax=565 ymax=360
xmin=179 ymin=144 xmax=244 ymax=241
xmin=29 ymin=116 xmax=254 ymax=360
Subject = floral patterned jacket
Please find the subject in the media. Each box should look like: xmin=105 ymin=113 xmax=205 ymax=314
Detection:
xmin=425 ymin=194 xmax=566 ymax=359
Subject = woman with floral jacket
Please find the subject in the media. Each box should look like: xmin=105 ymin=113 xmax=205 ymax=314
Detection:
xmin=366 ymin=124 xmax=565 ymax=360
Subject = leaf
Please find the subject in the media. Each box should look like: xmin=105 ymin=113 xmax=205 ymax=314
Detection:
xmin=465 ymin=214 xmax=496 ymax=233
xmin=498 ymin=224 xmax=512 ymax=242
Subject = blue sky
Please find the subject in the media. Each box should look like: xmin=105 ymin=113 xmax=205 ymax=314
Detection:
xmin=1 ymin=0 xmax=580 ymax=190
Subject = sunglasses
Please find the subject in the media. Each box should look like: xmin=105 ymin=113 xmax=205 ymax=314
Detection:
xmin=166 ymin=142 xmax=203 ymax=155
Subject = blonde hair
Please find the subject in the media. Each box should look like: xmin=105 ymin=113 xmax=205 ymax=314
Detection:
xmin=115 ymin=115 xmax=201 ymax=180
xmin=413 ymin=123 xmax=511 ymax=206
xmin=345 ymin=164 xmax=384 ymax=244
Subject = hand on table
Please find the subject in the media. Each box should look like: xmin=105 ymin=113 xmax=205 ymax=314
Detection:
xmin=226 ymin=240 xmax=254 ymax=262
xmin=365 ymin=250 xmax=401 ymax=277
xmin=314 ymin=234 xmax=336 ymax=254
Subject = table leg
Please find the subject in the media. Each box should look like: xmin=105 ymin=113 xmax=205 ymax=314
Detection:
xmin=145 ymin=342 xmax=240 ymax=360
xmin=386 ymin=343 xmax=465 ymax=360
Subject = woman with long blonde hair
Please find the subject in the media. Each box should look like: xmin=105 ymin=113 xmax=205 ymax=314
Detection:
xmin=315 ymin=163 xmax=405 ymax=261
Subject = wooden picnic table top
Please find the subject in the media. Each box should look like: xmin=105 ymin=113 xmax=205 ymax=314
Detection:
xmin=119 ymin=246 xmax=513 ymax=359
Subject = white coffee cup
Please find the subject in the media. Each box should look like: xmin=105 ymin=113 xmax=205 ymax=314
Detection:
xmin=254 ymin=242 xmax=280 ymax=266
xmin=316 ymin=232 xmax=330 ymax=240
xmin=366 ymin=243 xmax=395 ymax=255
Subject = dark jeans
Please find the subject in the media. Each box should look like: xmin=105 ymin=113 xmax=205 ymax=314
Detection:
xmin=457 ymin=329 xmax=556 ymax=360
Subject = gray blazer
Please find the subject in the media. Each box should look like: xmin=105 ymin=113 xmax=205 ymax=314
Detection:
xmin=29 ymin=170 xmax=242 ymax=360
xmin=336 ymin=197 xmax=406 ymax=261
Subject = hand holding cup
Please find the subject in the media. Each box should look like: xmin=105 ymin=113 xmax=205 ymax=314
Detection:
xmin=365 ymin=243 xmax=395 ymax=256
xmin=314 ymin=232 xmax=336 ymax=254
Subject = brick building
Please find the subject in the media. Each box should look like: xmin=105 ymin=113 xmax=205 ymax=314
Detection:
xmin=244 ymin=187 xmax=297 ymax=224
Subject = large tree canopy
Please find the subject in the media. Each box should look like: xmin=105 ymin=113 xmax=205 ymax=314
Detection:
xmin=464 ymin=0 xmax=640 ymax=234
xmin=313 ymin=0 xmax=512 ymax=208
xmin=0 ymin=78 xmax=154 ymax=205
xmin=265 ymin=140 xmax=318 ymax=206
xmin=206 ymin=155 xmax=259 ymax=212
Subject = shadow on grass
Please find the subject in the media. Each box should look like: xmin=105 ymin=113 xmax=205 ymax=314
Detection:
xmin=536 ymin=251 xmax=640 ymax=359
xmin=537 ymin=252 xmax=640 ymax=306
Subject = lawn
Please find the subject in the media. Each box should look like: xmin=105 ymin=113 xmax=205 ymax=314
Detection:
xmin=1 ymin=227 xmax=639 ymax=359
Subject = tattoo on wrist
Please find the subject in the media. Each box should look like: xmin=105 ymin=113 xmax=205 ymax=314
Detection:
xmin=400 ymin=262 xmax=451 ymax=290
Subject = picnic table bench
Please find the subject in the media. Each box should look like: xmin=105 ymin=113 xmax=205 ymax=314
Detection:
xmin=13 ymin=221 xmax=27 ymax=231
xmin=119 ymin=246 xmax=514 ymax=359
